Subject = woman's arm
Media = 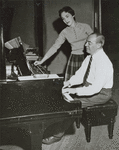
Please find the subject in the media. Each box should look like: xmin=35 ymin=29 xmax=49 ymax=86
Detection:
xmin=34 ymin=30 xmax=66 ymax=65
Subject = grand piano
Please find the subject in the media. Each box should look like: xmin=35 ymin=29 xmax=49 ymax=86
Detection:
xmin=0 ymin=3 xmax=82 ymax=150
xmin=0 ymin=29 xmax=82 ymax=150
xmin=0 ymin=75 xmax=82 ymax=150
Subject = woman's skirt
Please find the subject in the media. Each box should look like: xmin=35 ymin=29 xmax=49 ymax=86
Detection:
xmin=65 ymin=54 xmax=84 ymax=81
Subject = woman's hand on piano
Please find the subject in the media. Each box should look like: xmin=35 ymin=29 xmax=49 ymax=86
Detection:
xmin=34 ymin=60 xmax=42 ymax=66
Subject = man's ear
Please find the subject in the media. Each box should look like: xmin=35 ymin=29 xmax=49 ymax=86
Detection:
xmin=97 ymin=43 xmax=102 ymax=49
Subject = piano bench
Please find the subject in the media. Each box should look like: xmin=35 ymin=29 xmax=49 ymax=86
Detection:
xmin=81 ymin=99 xmax=118 ymax=142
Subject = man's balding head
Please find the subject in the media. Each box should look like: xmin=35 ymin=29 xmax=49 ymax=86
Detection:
xmin=85 ymin=33 xmax=105 ymax=55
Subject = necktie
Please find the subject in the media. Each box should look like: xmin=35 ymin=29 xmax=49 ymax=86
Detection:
xmin=83 ymin=56 xmax=92 ymax=85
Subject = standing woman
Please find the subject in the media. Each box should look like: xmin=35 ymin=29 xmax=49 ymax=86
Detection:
xmin=34 ymin=6 xmax=93 ymax=81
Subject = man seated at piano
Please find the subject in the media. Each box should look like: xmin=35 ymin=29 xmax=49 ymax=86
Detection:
xmin=62 ymin=32 xmax=113 ymax=108
xmin=42 ymin=32 xmax=113 ymax=145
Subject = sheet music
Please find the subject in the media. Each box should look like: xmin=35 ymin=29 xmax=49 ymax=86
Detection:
xmin=18 ymin=74 xmax=63 ymax=81
xmin=5 ymin=37 xmax=21 ymax=49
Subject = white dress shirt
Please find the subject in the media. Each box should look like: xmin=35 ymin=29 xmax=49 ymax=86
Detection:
xmin=69 ymin=48 xmax=114 ymax=96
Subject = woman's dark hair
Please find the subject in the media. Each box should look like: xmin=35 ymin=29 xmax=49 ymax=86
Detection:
xmin=59 ymin=6 xmax=75 ymax=17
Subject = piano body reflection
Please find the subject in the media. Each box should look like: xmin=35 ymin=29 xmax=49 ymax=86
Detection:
xmin=0 ymin=75 xmax=82 ymax=150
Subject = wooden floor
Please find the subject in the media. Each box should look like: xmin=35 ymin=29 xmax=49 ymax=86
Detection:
xmin=1 ymin=114 xmax=119 ymax=150
xmin=42 ymin=110 xmax=119 ymax=150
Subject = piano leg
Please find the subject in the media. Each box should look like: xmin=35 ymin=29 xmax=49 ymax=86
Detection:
xmin=30 ymin=133 xmax=43 ymax=150
xmin=29 ymin=123 xmax=44 ymax=150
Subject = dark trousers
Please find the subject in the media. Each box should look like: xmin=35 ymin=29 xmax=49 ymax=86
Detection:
xmin=43 ymin=118 xmax=75 ymax=138
xmin=73 ymin=88 xmax=112 ymax=108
